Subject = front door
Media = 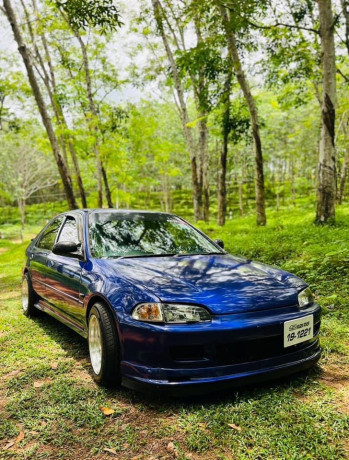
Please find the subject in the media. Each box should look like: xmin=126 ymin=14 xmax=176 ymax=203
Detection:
xmin=44 ymin=215 xmax=84 ymax=328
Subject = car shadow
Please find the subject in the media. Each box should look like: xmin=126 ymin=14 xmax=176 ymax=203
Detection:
xmin=117 ymin=366 xmax=323 ymax=410
xmin=33 ymin=311 xmax=89 ymax=361
xmin=33 ymin=311 xmax=323 ymax=410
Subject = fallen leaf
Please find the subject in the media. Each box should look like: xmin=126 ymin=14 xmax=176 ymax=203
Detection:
xmin=228 ymin=423 xmax=242 ymax=432
xmin=167 ymin=442 xmax=175 ymax=452
xmin=100 ymin=406 xmax=114 ymax=416
xmin=40 ymin=421 xmax=47 ymax=427
xmin=3 ymin=441 xmax=15 ymax=450
xmin=33 ymin=381 xmax=44 ymax=388
xmin=321 ymin=375 xmax=335 ymax=381
xmin=33 ymin=379 xmax=50 ymax=388
xmin=16 ymin=431 xmax=24 ymax=443
xmin=103 ymin=447 xmax=117 ymax=455
xmin=51 ymin=362 xmax=59 ymax=370
xmin=167 ymin=441 xmax=179 ymax=457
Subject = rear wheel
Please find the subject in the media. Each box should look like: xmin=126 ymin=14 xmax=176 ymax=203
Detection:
xmin=88 ymin=302 xmax=121 ymax=387
xmin=22 ymin=273 xmax=38 ymax=317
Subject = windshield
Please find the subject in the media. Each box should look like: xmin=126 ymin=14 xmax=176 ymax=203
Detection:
xmin=88 ymin=212 xmax=222 ymax=259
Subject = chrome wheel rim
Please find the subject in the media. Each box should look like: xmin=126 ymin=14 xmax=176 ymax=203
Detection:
xmin=22 ymin=277 xmax=29 ymax=313
xmin=89 ymin=314 xmax=103 ymax=375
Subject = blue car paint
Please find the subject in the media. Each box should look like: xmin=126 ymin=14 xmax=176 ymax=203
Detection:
xmin=25 ymin=209 xmax=321 ymax=393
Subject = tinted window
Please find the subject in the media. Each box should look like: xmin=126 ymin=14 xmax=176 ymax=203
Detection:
xmin=57 ymin=217 xmax=79 ymax=244
xmin=37 ymin=217 xmax=63 ymax=251
xmin=89 ymin=212 xmax=221 ymax=258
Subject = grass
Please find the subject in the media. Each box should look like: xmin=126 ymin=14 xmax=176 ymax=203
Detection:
xmin=0 ymin=203 xmax=348 ymax=459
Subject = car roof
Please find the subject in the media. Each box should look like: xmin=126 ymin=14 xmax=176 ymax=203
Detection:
xmin=59 ymin=209 xmax=176 ymax=217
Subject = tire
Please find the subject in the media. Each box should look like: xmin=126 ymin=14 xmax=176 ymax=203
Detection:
xmin=88 ymin=302 xmax=121 ymax=387
xmin=22 ymin=273 xmax=38 ymax=317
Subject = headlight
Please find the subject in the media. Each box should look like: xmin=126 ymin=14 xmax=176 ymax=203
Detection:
xmin=298 ymin=287 xmax=314 ymax=309
xmin=132 ymin=303 xmax=211 ymax=324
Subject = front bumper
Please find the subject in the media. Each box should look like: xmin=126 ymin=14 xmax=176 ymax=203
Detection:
xmin=118 ymin=303 xmax=321 ymax=394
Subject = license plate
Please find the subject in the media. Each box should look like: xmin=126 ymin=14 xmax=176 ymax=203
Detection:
xmin=284 ymin=315 xmax=313 ymax=348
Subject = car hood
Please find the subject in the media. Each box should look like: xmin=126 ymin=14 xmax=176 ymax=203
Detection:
xmin=101 ymin=254 xmax=306 ymax=314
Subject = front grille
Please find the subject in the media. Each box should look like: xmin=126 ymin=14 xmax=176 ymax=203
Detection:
xmin=170 ymin=322 xmax=320 ymax=365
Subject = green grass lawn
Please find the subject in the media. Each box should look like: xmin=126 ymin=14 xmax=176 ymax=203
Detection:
xmin=0 ymin=204 xmax=348 ymax=459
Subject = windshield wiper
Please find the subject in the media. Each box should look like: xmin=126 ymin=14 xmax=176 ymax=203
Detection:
xmin=110 ymin=251 xmax=226 ymax=260
xmin=116 ymin=253 xmax=177 ymax=259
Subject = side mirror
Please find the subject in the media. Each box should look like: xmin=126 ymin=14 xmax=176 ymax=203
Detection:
xmin=52 ymin=241 xmax=82 ymax=259
xmin=214 ymin=239 xmax=224 ymax=249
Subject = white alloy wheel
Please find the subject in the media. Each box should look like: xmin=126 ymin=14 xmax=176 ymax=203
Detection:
xmin=22 ymin=277 xmax=29 ymax=313
xmin=89 ymin=314 xmax=103 ymax=375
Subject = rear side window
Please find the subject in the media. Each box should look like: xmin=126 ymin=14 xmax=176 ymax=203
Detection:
xmin=57 ymin=217 xmax=79 ymax=244
xmin=37 ymin=217 xmax=63 ymax=251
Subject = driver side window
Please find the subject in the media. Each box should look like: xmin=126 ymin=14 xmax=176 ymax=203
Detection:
xmin=57 ymin=216 xmax=79 ymax=245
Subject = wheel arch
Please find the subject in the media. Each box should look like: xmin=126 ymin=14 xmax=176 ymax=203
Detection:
xmin=85 ymin=293 xmax=122 ymax=340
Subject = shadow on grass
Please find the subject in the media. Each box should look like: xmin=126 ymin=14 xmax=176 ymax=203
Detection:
xmin=33 ymin=310 xmax=89 ymax=361
xmin=32 ymin=309 xmax=323 ymax=411
xmin=121 ymin=366 xmax=323 ymax=411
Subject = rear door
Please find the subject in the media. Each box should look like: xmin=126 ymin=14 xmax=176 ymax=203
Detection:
xmin=30 ymin=217 xmax=64 ymax=298
xmin=44 ymin=214 xmax=85 ymax=328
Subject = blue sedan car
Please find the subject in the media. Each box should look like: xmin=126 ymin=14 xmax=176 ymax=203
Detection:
xmin=22 ymin=209 xmax=321 ymax=393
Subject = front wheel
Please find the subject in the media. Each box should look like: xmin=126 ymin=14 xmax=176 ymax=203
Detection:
xmin=88 ymin=302 xmax=121 ymax=387
xmin=22 ymin=273 xmax=38 ymax=317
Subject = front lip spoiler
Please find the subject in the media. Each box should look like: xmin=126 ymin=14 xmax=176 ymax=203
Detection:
xmin=122 ymin=348 xmax=322 ymax=396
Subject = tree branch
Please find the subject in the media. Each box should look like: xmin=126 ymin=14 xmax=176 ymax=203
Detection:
xmin=337 ymin=67 xmax=349 ymax=82
xmin=219 ymin=1 xmax=319 ymax=34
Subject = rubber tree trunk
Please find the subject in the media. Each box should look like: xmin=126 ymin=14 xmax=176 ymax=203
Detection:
xmin=32 ymin=38 xmax=88 ymax=208
xmin=18 ymin=197 xmax=25 ymax=242
xmin=152 ymin=0 xmax=203 ymax=221
xmin=3 ymin=0 xmax=77 ymax=210
xmin=39 ymin=23 xmax=88 ymax=208
xmin=338 ymin=148 xmax=349 ymax=204
xmin=102 ymin=165 xmax=113 ymax=208
xmin=340 ymin=0 xmax=349 ymax=56
xmin=72 ymin=28 xmax=103 ymax=208
xmin=290 ymin=156 xmax=296 ymax=206
xmin=217 ymin=67 xmax=232 ymax=226
xmin=219 ymin=5 xmax=266 ymax=226
xmin=238 ymin=181 xmax=244 ymax=216
xmin=315 ymin=0 xmax=337 ymax=223
xmin=199 ymin=117 xmax=209 ymax=221
xmin=217 ymin=133 xmax=228 ymax=226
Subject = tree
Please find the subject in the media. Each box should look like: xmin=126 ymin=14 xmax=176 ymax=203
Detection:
xmin=218 ymin=4 xmax=267 ymax=226
xmin=315 ymin=0 xmax=337 ymax=223
xmin=56 ymin=0 xmax=122 ymax=208
xmin=2 ymin=0 xmax=78 ymax=209
xmin=0 ymin=136 xmax=57 ymax=238
xmin=150 ymin=0 xmax=204 ymax=221
xmin=217 ymin=65 xmax=233 ymax=225
xmin=19 ymin=0 xmax=88 ymax=207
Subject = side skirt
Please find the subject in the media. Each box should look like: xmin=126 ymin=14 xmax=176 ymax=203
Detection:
xmin=35 ymin=299 xmax=87 ymax=338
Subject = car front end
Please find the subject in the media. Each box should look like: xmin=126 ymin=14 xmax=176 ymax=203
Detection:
xmin=116 ymin=291 xmax=321 ymax=395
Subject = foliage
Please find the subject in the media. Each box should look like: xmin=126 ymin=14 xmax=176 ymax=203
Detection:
xmin=55 ymin=0 xmax=123 ymax=32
